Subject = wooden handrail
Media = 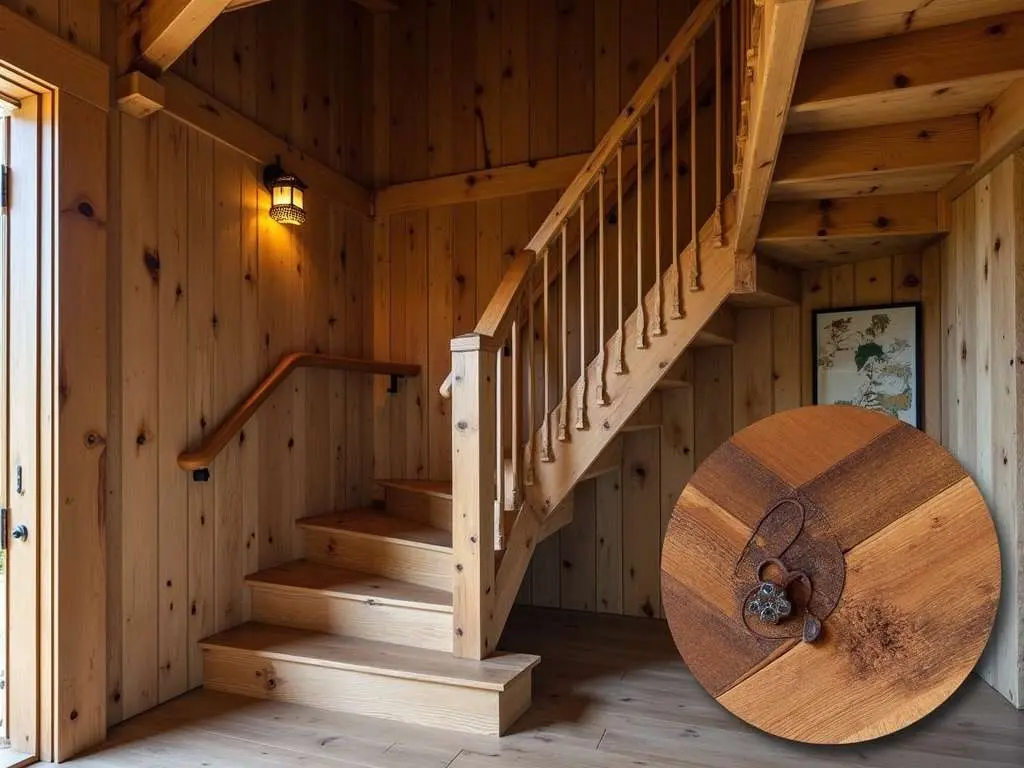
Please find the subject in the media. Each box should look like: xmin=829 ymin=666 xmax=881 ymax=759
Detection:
xmin=473 ymin=249 xmax=535 ymax=339
xmin=177 ymin=352 xmax=420 ymax=474
xmin=469 ymin=0 xmax=723 ymax=350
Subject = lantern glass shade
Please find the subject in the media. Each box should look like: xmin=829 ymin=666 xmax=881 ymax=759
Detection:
xmin=266 ymin=170 xmax=307 ymax=226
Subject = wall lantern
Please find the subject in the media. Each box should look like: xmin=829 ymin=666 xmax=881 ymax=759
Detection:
xmin=263 ymin=161 xmax=307 ymax=226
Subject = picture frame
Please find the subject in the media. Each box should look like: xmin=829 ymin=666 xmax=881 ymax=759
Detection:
xmin=812 ymin=302 xmax=923 ymax=428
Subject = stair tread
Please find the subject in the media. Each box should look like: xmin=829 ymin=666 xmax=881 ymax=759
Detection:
xmin=298 ymin=508 xmax=452 ymax=551
xmin=200 ymin=622 xmax=539 ymax=691
xmin=377 ymin=478 xmax=453 ymax=500
xmin=246 ymin=560 xmax=453 ymax=612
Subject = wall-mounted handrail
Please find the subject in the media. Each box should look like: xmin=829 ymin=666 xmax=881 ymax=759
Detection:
xmin=177 ymin=352 xmax=420 ymax=477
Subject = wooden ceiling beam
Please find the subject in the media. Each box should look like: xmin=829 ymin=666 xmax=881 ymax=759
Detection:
xmin=757 ymin=193 xmax=948 ymax=266
xmin=790 ymin=11 xmax=1024 ymax=133
xmin=808 ymin=0 xmax=1024 ymax=50
xmin=946 ymin=77 xmax=1024 ymax=199
xmin=760 ymin=194 xmax=944 ymax=242
xmin=772 ymin=116 xmax=979 ymax=199
xmin=734 ymin=0 xmax=815 ymax=254
xmin=374 ymin=153 xmax=588 ymax=216
xmin=119 ymin=0 xmax=232 ymax=73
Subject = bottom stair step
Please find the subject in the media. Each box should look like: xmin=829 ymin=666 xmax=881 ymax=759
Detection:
xmin=200 ymin=623 xmax=539 ymax=735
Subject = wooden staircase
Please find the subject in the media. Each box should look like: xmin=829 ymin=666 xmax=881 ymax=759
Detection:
xmin=194 ymin=0 xmax=802 ymax=737
xmin=200 ymin=479 xmax=538 ymax=735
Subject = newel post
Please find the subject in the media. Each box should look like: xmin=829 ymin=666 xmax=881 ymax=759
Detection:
xmin=450 ymin=333 xmax=498 ymax=660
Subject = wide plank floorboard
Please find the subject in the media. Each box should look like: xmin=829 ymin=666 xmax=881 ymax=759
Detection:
xmin=56 ymin=607 xmax=1024 ymax=767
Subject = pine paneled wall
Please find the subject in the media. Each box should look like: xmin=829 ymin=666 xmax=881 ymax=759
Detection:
xmin=106 ymin=0 xmax=376 ymax=726
xmin=0 ymin=0 xmax=102 ymax=56
xmin=941 ymin=151 xmax=1024 ymax=707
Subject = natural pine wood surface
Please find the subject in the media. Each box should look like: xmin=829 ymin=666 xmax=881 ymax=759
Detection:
xmin=663 ymin=406 xmax=1001 ymax=744
xmin=60 ymin=608 xmax=1023 ymax=768
xmin=201 ymin=623 xmax=538 ymax=690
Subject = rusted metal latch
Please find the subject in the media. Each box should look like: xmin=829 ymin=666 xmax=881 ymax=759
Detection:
xmin=743 ymin=557 xmax=822 ymax=643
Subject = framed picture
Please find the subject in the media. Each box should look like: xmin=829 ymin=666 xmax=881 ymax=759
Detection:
xmin=812 ymin=302 xmax=922 ymax=428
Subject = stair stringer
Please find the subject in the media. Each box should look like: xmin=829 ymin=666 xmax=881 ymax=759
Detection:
xmin=489 ymin=201 xmax=739 ymax=643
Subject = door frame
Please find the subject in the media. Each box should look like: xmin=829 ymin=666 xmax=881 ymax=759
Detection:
xmin=0 ymin=68 xmax=54 ymax=765
xmin=0 ymin=7 xmax=110 ymax=762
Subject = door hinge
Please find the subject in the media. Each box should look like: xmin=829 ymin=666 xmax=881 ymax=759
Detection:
xmin=1 ymin=507 xmax=7 ymax=551
xmin=1 ymin=164 xmax=8 ymax=212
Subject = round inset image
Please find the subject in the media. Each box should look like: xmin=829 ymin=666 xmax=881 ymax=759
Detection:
xmin=661 ymin=405 xmax=1000 ymax=744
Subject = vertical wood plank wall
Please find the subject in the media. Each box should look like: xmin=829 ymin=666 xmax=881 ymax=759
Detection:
xmin=104 ymin=0 xmax=376 ymax=728
xmin=941 ymin=151 xmax=1023 ymax=707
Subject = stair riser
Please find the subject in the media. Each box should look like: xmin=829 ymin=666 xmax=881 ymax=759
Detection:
xmin=250 ymin=588 xmax=453 ymax=652
xmin=302 ymin=528 xmax=453 ymax=592
xmin=202 ymin=648 xmax=531 ymax=736
xmin=385 ymin=487 xmax=453 ymax=532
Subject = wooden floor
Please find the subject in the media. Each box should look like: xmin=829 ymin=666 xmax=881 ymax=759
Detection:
xmin=57 ymin=607 xmax=1023 ymax=768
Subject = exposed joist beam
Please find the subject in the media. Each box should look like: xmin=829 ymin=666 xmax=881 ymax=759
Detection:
xmin=119 ymin=0 xmax=232 ymax=73
xmin=772 ymin=116 xmax=979 ymax=199
xmin=734 ymin=0 xmax=815 ymax=254
xmin=760 ymin=193 xmax=945 ymax=242
xmin=946 ymin=78 xmax=1024 ymax=200
xmin=757 ymin=193 xmax=947 ymax=265
xmin=374 ymin=154 xmax=588 ymax=216
xmin=791 ymin=12 xmax=1024 ymax=133
xmin=117 ymin=70 xmax=372 ymax=217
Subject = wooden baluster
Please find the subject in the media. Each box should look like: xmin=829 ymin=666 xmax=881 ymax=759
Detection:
xmin=671 ymin=69 xmax=683 ymax=320
xmin=540 ymin=247 xmax=554 ymax=462
xmin=653 ymin=94 xmax=665 ymax=336
xmin=511 ymin=299 xmax=520 ymax=506
xmin=635 ymin=117 xmax=647 ymax=349
xmin=597 ymin=171 xmax=610 ymax=405
xmin=558 ymin=223 xmax=569 ymax=442
xmin=525 ymin=266 xmax=536 ymax=483
xmin=576 ymin=196 xmax=589 ymax=430
xmin=615 ymin=146 xmax=626 ymax=374
xmin=713 ymin=8 xmax=724 ymax=247
xmin=494 ymin=341 xmax=505 ymax=548
xmin=689 ymin=42 xmax=702 ymax=292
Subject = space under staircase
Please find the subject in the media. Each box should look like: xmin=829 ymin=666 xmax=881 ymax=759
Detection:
xmin=197 ymin=0 xmax=773 ymax=736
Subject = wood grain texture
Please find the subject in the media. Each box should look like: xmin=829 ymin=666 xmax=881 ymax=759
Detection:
xmin=104 ymin=0 xmax=379 ymax=734
xmin=941 ymin=147 xmax=1024 ymax=707
xmin=663 ymin=406 xmax=1001 ymax=743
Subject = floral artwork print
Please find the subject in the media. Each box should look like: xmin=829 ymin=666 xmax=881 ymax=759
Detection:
xmin=814 ymin=304 xmax=920 ymax=427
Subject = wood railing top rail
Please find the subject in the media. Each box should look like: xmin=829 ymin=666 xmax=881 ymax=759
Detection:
xmin=177 ymin=352 xmax=420 ymax=474
xmin=473 ymin=249 xmax=535 ymax=340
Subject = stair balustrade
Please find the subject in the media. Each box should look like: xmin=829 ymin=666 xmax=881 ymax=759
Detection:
xmin=447 ymin=0 xmax=762 ymax=659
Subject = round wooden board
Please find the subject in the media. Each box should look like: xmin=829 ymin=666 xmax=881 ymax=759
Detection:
xmin=661 ymin=405 xmax=1001 ymax=745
